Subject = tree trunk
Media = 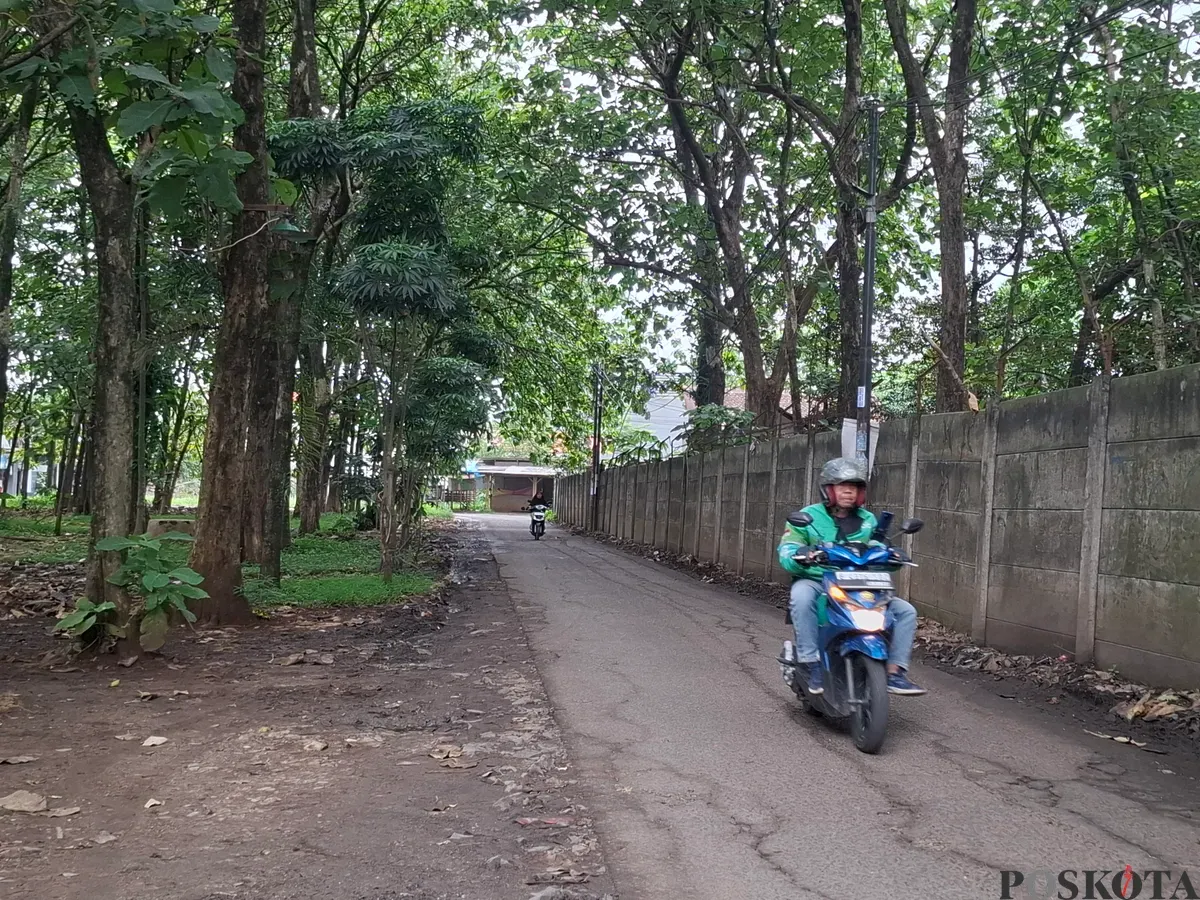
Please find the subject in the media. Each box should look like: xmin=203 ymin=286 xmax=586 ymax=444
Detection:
xmin=264 ymin=313 xmax=298 ymax=583
xmin=18 ymin=429 xmax=30 ymax=505
xmin=72 ymin=414 xmax=93 ymax=514
xmin=54 ymin=410 xmax=80 ymax=537
xmin=1 ymin=383 xmax=32 ymax=504
xmin=934 ymin=167 xmax=970 ymax=410
xmin=0 ymin=81 xmax=39 ymax=447
xmin=70 ymin=126 xmax=137 ymax=610
xmin=241 ymin=309 xmax=281 ymax=565
xmin=296 ymin=344 xmax=332 ymax=534
xmin=189 ymin=0 xmax=271 ymax=626
xmin=1092 ymin=17 xmax=1167 ymax=370
xmin=884 ymin=0 xmax=977 ymax=412
xmin=693 ymin=309 xmax=726 ymax=407
xmin=133 ymin=205 xmax=151 ymax=535
xmin=379 ymin=327 xmax=399 ymax=583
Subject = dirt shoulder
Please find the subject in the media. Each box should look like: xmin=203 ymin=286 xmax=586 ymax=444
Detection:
xmin=567 ymin=526 xmax=1200 ymax=761
xmin=0 ymin=521 xmax=616 ymax=900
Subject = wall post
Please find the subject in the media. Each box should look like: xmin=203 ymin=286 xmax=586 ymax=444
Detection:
xmin=1075 ymin=374 xmax=1111 ymax=665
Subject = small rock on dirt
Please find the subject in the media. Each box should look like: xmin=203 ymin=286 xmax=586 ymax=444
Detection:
xmin=41 ymin=807 xmax=81 ymax=818
xmin=1 ymin=790 xmax=48 ymax=813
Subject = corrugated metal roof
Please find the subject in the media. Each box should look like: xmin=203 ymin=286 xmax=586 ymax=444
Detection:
xmin=476 ymin=463 xmax=557 ymax=477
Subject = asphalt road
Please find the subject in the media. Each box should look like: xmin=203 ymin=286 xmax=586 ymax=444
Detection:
xmin=470 ymin=514 xmax=1200 ymax=900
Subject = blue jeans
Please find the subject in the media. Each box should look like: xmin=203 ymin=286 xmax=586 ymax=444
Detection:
xmin=789 ymin=579 xmax=918 ymax=670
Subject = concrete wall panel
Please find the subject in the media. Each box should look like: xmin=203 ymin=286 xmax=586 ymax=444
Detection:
xmin=990 ymin=509 xmax=1083 ymax=573
xmin=1104 ymin=437 xmax=1200 ymax=511
xmin=995 ymin=387 xmax=1090 ymax=454
xmin=992 ymin=449 xmax=1088 ymax=511
xmin=1108 ymin=364 xmax=1200 ymax=443
xmin=1099 ymin=509 xmax=1200 ymax=586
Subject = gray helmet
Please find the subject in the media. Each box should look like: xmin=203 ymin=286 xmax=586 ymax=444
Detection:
xmin=819 ymin=457 xmax=867 ymax=487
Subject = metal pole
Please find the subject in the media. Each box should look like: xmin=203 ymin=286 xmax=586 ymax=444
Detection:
xmin=590 ymin=362 xmax=603 ymax=531
xmin=856 ymin=100 xmax=882 ymax=466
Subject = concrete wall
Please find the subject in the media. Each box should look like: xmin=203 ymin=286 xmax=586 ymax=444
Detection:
xmin=554 ymin=364 xmax=1200 ymax=688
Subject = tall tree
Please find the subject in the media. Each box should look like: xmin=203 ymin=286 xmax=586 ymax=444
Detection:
xmin=190 ymin=0 xmax=272 ymax=624
xmin=884 ymin=0 xmax=978 ymax=411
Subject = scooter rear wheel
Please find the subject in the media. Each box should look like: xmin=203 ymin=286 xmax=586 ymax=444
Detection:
xmin=850 ymin=656 xmax=889 ymax=754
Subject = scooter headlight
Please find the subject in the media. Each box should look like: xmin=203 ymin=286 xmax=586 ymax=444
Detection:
xmin=848 ymin=608 xmax=886 ymax=632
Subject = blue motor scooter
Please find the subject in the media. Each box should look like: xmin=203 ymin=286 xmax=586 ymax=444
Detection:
xmin=778 ymin=509 xmax=924 ymax=754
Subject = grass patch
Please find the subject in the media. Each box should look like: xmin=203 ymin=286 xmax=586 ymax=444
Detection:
xmin=245 ymin=571 xmax=435 ymax=609
xmin=0 ymin=513 xmax=92 ymax=565
xmin=0 ymin=514 xmax=91 ymax=536
xmin=276 ymin=534 xmax=380 ymax=577
xmin=422 ymin=502 xmax=454 ymax=519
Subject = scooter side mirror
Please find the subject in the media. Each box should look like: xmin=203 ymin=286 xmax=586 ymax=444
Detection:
xmin=787 ymin=510 xmax=813 ymax=528
xmin=900 ymin=517 xmax=924 ymax=534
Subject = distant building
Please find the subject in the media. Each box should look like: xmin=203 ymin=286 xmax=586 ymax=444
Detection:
xmin=473 ymin=457 xmax=557 ymax=513
xmin=622 ymin=387 xmax=814 ymax=446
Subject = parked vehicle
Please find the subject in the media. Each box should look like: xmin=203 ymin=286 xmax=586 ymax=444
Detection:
xmin=778 ymin=509 xmax=924 ymax=754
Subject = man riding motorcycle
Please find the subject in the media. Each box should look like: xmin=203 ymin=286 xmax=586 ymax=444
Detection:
xmin=776 ymin=457 xmax=926 ymax=697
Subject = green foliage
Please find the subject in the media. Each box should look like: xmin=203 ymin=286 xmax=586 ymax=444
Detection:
xmin=609 ymin=425 xmax=668 ymax=465
xmin=673 ymin=405 xmax=756 ymax=454
xmin=96 ymin=533 xmax=207 ymax=651
xmin=53 ymin=599 xmax=118 ymax=644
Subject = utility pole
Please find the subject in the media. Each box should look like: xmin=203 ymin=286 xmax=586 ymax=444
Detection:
xmin=855 ymin=100 xmax=883 ymax=467
xmin=590 ymin=361 xmax=603 ymax=531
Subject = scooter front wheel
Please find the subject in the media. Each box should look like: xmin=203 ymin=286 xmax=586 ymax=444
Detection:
xmin=850 ymin=656 xmax=889 ymax=754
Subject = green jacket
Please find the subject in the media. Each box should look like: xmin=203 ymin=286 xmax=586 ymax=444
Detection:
xmin=777 ymin=502 xmax=878 ymax=580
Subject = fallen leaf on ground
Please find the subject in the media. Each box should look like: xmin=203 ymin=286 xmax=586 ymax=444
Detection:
xmin=93 ymin=832 xmax=118 ymax=845
xmin=345 ymin=735 xmax=384 ymax=748
xmin=142 ymin=736 xmax=168 ymax=747
xmin=136 ymin=691 xmax=158 ymax=701
xmin=144 ymin=799 xmax=162 ymax=809
xmin=429 ymin=745 xmax=463 ymax=760
xmin=0 ymin=756 xmax=37 ymax=765
xmin=516 ymin=817 xmax=575 ymax=827
xmin=172 ymin=690 xmax=189 ymax=697
xmin=109 ymin=679 xmax=120 ymax=688
xmin=427 ymin=801 xmax=457 ymax=813
xmin=303 ymin=739 xmax=329 ymax=752
xmin=1 ymin=790 xmax=48 ymax=812
xmin=449 ymin=832 xmax=473 ymax=840
xmin=118 ymin=656 xmax=138 ymax=668
xmin=525 ymin=866 xmax=592 ymax=885
xmin=280 ymin=653 xmax=305 ymax=666
xmin=41 ymin=807 xmax=81 ymax=818
xmin=115 ymin=734 xmax=137 ymax=741
xmin=441 ymin=759 xmax=478 ymax=770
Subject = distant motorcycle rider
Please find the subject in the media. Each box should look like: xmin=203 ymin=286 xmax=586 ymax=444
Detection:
xmin=776 ymin=457 xmax=926 ymax=696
